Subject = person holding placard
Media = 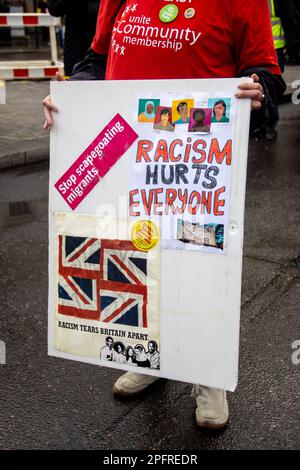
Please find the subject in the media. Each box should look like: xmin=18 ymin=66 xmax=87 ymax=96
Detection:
xmin=43 ymin=0 xmax=286 ymax=430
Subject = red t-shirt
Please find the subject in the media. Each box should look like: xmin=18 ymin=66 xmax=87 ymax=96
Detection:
xmin=91 ymin=0 xmax=281 ymax=80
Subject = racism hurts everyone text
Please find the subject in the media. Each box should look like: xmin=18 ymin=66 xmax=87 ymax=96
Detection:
xmin=130 ymin=137 xmax=232 ymax=216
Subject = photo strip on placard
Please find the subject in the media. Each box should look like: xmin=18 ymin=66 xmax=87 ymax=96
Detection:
xmin=188 ymin=108 xmax=212 ymax=133
xmin=153 ymin=106 xmax=175 ymax=132
xmin=172 ymin=99 xmax=194 ymax=125
xmin=208 ymin=98 xmax=231 ymax=124
xmin=100 ymin=337 xmax=160 ymax=369
xmin=137 ymin=98 xmax=160 ymax=123
xmin=177 ymin=220 xmax=224 ymax=250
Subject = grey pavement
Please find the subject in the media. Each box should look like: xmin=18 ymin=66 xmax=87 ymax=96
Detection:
xmin=0 ymin=99 xmax=299 ymax=449
xmin=283 ymin=64 xmax=300 ymax=95
xmin=0 ymin=80 xmax=49 ymax=169
xmin=0 ymin=66 xmax=299 ymax=170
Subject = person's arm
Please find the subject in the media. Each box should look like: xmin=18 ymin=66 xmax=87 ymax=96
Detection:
xmin=70 ymin=48 xmax=108 ymax=80
xmin=231 ymin=0 xmax=286 ymax=130
xmin=70 ymin=0 xmax=125 ymax=80
xmin=240 ymin=67 xmax=286 ymax=133
xmin=231 ymin=0 xmax=280 ymax=76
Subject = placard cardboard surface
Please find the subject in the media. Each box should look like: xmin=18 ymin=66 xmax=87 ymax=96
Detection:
xmin=48 ymin=78 xmax=251 ymax=391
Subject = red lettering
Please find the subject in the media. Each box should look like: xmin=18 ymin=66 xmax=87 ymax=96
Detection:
xmin=208 ymin=139 xmax=232 ymax=165
xmin=177 ymin=189 xmax=188 ymax=214
xmin=153 ymin=188 xmax=164 ymax=215
xmin=192 ymin=140 xmax=207 ymax=164
xmin=169 ymin=139 xmax=183 ymax=162
xmin=154 ymin=140 xmax=169 ymax=162
xmin=183 ymin=142 xmax=192 ymax=163
xmin=201 ymin=191 xmax=212 ymax=214
xmin=129 ymin=189 xmax=140 ymax=216
xmin=141 ymin=189 xmax=154 ymax=216
xmin=213 ymin=186 xmax=226 ymax=215
xmin=165 ymin=189 xmax=177 ymax=215
xmin=188 ymin=191 xmax=201 ymax=215
xmin=136 ymin=140 xmax=153 ymax=162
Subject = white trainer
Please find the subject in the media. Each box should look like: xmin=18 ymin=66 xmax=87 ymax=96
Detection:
xmin=191 ymin=384 xmax=229 ymax=429
xmin=113 ymin=372 xmax=160 ymax=397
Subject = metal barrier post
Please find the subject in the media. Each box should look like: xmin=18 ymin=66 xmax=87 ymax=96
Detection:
xmin=49 ymin=24 xmax=58 ymax=64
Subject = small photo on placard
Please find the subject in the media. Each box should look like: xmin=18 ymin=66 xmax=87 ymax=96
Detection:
xmin=137 ymin=99 xmax=160 ymax=123
xmin=208 ymin=98 xmax=231 ymax=124
xmin=100 ymin=338 xmax=160 ymax=369
xmin=153 ymin=106 xmax=175 ymax=132
xmin=177 ymin=220 xmax=224 ymax=250
xmin=172 ymin=99 xmax=194 ymax=124
xmin=188 ymin=107 xmax=212 ymax=133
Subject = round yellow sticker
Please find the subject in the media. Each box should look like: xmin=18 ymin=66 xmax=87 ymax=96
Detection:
xmin=131 ymin=220 xmax=159 ymax=252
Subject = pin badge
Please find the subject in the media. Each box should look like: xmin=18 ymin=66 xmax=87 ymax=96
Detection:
xmin=159 ymin=4 xmax=179 ymax=23
xmin=184 ymin=8 xmax=196 ymax=19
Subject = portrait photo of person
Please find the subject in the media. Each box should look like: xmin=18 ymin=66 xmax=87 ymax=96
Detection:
xmin=153 ymin=107 xmax=175 ymax=132
xmin=172 ymin=99 xmax=194 ymax=124
xmin=100 ymin=336 xmax=114 ymax=362
xmin=188 ymin=108 xmax=212 ymax=133
xmin=208 ymin=98 xmax=231 ymax=123
xmin=147 ymin=340 xmax=160 ymax=370
xmin=137 ymin=98 xmax=160 ymax=123
xmin=134 ymin=344 xmax=150 ymax=368
xmin=112 ymin=341 xmax=126 ymax=364
xmin=125 ymin=346 xmax=137 ymax=366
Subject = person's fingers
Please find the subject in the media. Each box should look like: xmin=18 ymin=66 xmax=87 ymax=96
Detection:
xmin=43 ymin=106 xmax=53 ymax=129
xmin=42 ymin=92 xmax=59 ymax=130
xmin=236 ymin=74 xmax=265 ymax=111
xmin=249 ymin=74 xmax=264 ymax=110
xmin=235 ymin=89 xmax=263 ymax=101
xmin=251 ymin=73 xmax=260 ymax=83
xmin=42 ymin=95 xmax=58 ymax=112
xmin=56 ymin=71 xmax=65 ymax=81
xmin=43 ymin=119 xmax=50 ymax=130
xmin=251 ymin=100 xmax=262 ymax=111
xmin=237 ymin=82 xmax=264 ymax=93
xmin=235 ymin=75 xmax=265 ymax=112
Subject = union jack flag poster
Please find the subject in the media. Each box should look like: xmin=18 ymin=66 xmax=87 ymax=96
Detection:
xmin=58 ymin=236 xmax=153 ymax=327
xmin=53 ymin=212 xmax=160 ymax=372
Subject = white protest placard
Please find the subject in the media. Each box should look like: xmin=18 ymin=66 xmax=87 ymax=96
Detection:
xmin=48 ymin=78 xmax=251 ymax=391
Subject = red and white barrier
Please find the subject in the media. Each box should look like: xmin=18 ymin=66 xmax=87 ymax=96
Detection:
xmin=0 ymin=13 xmax=60 ymax=27
xmin=0 ymin=64 xmax=63 ymax=80
xmin=0 ymin=13 xmax=63 ymax=80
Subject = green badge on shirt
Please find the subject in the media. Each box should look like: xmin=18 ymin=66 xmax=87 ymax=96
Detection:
xmin=159 ymin=4 xmax=179 ymax=23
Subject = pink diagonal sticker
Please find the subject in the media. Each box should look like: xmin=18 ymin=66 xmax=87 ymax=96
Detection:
xmin=54 ymin=113 xmax=138 ymax=210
